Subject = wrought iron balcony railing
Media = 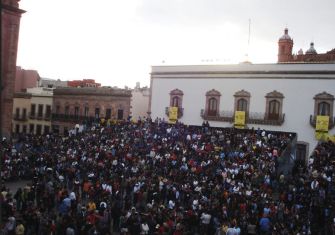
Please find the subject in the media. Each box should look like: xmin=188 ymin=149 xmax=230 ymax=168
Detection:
xmin=13 ymin=115 xmax=28 ymax=121
xmin=200 ymin=109 xmax=285 ymax=126
xmin=29 ymin=112 xmax=36 ymax=119
xmin=309 ymin=115 xmax=335 ymax=130
xmin=165 ymin=107 xmax=184 ymax=119
xmin=44 ymin=114 xmax=51 ymax=121
xmin=36 ymin=114 xmax=44 ymax=120
xmin=52 ymin=113 xmax=96 ymax=123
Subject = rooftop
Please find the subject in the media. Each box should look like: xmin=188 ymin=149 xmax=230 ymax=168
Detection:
xmin=53 ymin=87 xmax=132 ymax=97
xmin=151 ymin=63 xmax=335 ymax=74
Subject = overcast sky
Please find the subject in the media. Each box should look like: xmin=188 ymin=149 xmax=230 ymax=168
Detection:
xmin=17 ymin=0 xmax=335 ymax=88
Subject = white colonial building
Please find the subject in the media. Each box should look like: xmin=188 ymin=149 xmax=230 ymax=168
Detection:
xmin=130 ymin=82 xmax=150 ymax=120
xmin=149 ymin=63 xmax=335 ymax=160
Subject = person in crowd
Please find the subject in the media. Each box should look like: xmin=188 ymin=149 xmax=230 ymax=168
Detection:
xmin=1 ymin=117 xmax=334 ymax=234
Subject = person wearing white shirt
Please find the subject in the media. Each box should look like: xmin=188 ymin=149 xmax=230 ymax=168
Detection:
xmin=201 ymin=212 xmax=211 ymax=225
xmin=141 ymin=222 xmax=149 ymax=234
xmin=69 ymin=191 xmax=76 ymax=201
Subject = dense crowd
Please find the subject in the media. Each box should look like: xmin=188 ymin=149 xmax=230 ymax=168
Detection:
xmin=1 ymin=118 xmax=335 ymax=235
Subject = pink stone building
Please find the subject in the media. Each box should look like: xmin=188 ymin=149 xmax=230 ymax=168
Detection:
xmin=52 ymin=87 xmax=131 ymax=135
xmin=15 ymin=66 xmax=40 ymax=92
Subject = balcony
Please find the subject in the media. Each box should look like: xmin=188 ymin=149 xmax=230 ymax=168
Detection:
xmin=13 ymin=115 xmax=28 ymax=121
xmin=44 ymin=114 xmax=51 ymax=121
xmin=165 ymin=107 xmax=184 ymax=119
xmin=29 ymin=113 xmax=36 ymax=119
xmin=310 ymin=115 xmax=335 ymax=130
xmin=52 ymin=113 xmax=96 ymax=123
xmin=36 ymin=114 xmax=44 ymax=120
xmin=201 ymin=109 xmax=285 ymax=126
xmin=200 ymin=109 xmax=234 ymax=122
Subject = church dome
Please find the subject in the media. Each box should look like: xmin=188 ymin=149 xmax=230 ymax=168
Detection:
xmin=279 ymin=28 xmax=292 ymax=40
xmin=306 ymin=42 xmax=317 ymax=54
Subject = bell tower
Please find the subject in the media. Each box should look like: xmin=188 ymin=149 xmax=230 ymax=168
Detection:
xmin=278 ymin=28 xmax=293 ymax=63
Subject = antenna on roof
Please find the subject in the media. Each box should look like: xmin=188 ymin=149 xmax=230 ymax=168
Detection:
xmin=248 ymin=19 xmax=251 ymax=50
xmin=244 ymin=19 xmax=251 ymax=62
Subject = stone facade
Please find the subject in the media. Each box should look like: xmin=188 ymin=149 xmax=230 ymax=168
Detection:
xmin=52 ymin=87 xmax=131 ymax=135
xmin=278 ymin=28 xmax=335 ymax=63
xmin=15 ymin=66 xmax=40 ymax=92
xmin=1 ymin=0 xmax=25 ymax=138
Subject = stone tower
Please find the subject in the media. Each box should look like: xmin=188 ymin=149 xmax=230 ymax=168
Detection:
xmin=278 ymin=28 xmax=293 ymax=63
xmin=1 ymin=0 xmax=25 ymax=138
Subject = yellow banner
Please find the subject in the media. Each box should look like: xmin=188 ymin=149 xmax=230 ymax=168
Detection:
xmin=168 ymin=119 xmax=177 ymax=124
xmin=169 ymin=107 xmax=178 ymax=121
xmin=234 ymin=111 xmax=245 ymax=128
xmin=316 ymin=115 xmax=329 ymax=132
xmin=316 ymin=132 xmax=335 ymax=142
xmin=315 ymin=131 xmax=327 ymax=141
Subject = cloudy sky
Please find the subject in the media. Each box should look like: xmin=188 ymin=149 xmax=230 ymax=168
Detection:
xmin=17 ymin=0 xmax=335 ymax=88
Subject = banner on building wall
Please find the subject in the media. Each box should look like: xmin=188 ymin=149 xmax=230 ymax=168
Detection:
xmin=315 ymin=115 xmax=329 ymax=140
xmin=315 ymin=115 xmax=329 ymax=132
xmin=131 ymin=117 xmax=138 ymax=123
xmin=315 ymin=131 xmax=327 ymax=141
xmin=234 ymin=111 xmax=246 ymax=129
xmin=315 ymin=132 xmax=335 ymax=142
xmin=169 ymin=107 xmax=178 ymax=123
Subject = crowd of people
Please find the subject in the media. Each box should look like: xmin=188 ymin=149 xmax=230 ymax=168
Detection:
xmin=1 ymin=118 xmax=335 ymax=235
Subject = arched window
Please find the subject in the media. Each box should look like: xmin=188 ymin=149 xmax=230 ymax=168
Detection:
xmin=208 ymin=98 xmax=218 ymax=116
xmin=234 ymin=90 xmax=251 ymax=116
xmin=237 ymin=98 xmax=248 ymax=112
xmin=205 ymin=89 xmax=221 ymax=117
xmin=172 ymin=96 xmax=180 ymax=107
xmin=268 ymin=100 xmax=280 ymax=120
xmin=312 ymin=92 xmax=334 ymax=129
xmin=168 ymin=89 xmax=184 ymax=119
xmin=317 ymin=102 xmax=330 ymax=116
xmin=265 ymin=90 xmax=284 ymax=121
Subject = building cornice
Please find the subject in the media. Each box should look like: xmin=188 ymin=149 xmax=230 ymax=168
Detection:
xmin=53 ymin=87 xmax=132 ymax=97
xmin=151 ymin=74 xmax=335 ymax=80
xmin=14 ymin=92 xmax=31 ymax=98
xmin=151 ymin=70 xmax=335 ymax=76
xmin=1 ymin=4 xmax=26 ymax=14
